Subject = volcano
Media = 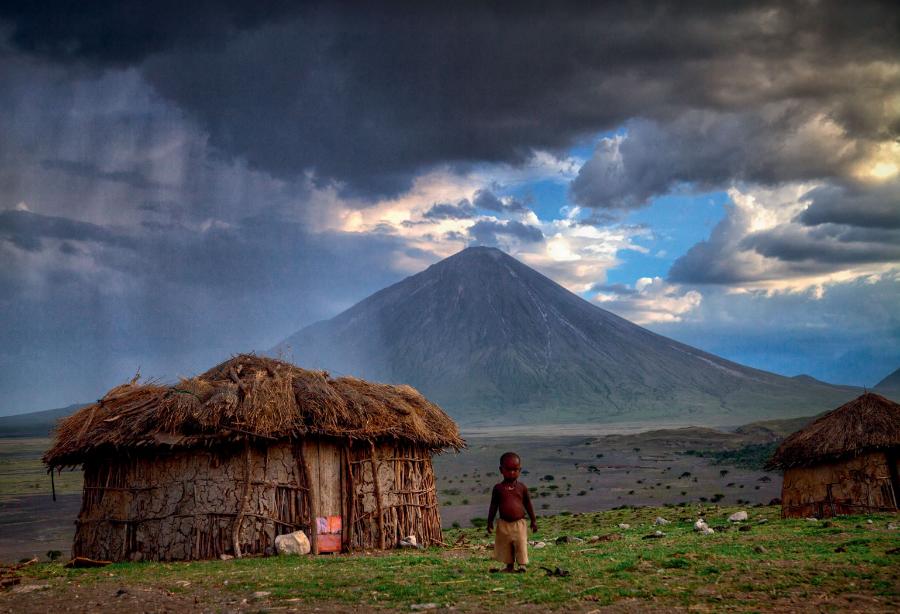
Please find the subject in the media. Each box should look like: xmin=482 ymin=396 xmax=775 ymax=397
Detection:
xmin=274 ymin=247 xmax=858 ymax=425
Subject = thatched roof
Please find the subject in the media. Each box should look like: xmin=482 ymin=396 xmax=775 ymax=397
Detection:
xmin=766 ymin=392 xmax=900 ymax=470
xmin=44 ymin=355 xmax=464 ymax=468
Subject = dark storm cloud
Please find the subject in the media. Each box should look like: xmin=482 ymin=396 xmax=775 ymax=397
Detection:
xmin=798 ymin=181 xmax=900 ymax=229
xmin=472 ymin=190 xmax=528 ymax=213
xmin=0 ymin=1 xmax=300 ymax=64
xmin=741 ymin=224 xmax=900 ymax=265
xmin=0 ymin=208 xmax=128 ymax=251
xmin=570 ymin=109 xmax=867 ymax=210
xmin=3 ymin=2 xmax=896 ymax=197
xmin=423 ymin=200 xmax=476 ymax=220
xmin=41 ymin=159 xmax=169 ymax=190
xmin=468 ymin=220 xmax=543 ymax=245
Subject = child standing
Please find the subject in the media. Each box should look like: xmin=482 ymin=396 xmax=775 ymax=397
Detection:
xmin=486 ymin=451 xmax=538 ymax=572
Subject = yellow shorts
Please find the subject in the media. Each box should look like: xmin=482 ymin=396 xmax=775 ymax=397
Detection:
xmin=494 ymin=518 xmax=528 ymax=565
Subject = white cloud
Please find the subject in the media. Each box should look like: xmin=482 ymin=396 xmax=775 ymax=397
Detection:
xmin=594 ymin=277 xmax=702 ymax=324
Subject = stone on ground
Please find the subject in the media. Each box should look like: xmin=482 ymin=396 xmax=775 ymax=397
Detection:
xmin=275 ymin=530 xmax=311 ymax=555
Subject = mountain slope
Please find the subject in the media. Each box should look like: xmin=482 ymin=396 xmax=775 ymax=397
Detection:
xmin=274 ymin=247 xmax=858 ymax=425
xmin=0 ymin=402 xmax=87 ymax=437
xmin=874 ymin=367 xmax=900 ymax=401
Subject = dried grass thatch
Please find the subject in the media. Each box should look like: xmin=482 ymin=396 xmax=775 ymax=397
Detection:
xmin=767 ymin=392 xmax=900 ymax=469
xmin=45 ymin=354 xmax=464 ymax=468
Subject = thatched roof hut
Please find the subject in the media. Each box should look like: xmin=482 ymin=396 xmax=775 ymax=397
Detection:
xmin=767 ymin=392 xmax=900 ymax=518
xmin=45 ymin=355 xmax=464 ymax=561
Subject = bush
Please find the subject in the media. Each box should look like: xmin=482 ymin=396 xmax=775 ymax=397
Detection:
xmin=578 ymin=490 xmax=587 ymax=496
xmin=543 ymin=474 xmax=555 ymax=481
xmin=451 ymin=521 xmax=460 ymax=529
xmin=663 ymin=558 xmax=691 ymax=569
xmin=470 ymin=517 xmax=487 ymax=528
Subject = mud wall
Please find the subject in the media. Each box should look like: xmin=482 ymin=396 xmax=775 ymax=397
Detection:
xmin=781 ymin=450 xmax=899 ymax=518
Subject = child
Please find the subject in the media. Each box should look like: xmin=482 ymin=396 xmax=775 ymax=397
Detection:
xmin=486 ymin=451 xmax=538 ymax=572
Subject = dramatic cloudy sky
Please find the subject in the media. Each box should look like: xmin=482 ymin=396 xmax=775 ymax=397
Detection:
xmin=1 ymin=1 xmax=898 ymax=414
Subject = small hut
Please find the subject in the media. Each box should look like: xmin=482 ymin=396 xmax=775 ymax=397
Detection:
xmin=766 ymin=392 xmax=900 ymax=518
xmin=44 ymin=355 xmax=464 ymax=562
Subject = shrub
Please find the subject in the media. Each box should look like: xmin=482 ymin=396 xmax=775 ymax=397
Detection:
xmin=470 ymin=517 xmax=487 ymax=528
xmin=663 ymin=558 xmax=690 ymax=569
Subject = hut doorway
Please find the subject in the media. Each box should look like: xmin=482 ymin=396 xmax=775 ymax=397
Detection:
xmin=303 ymin=439 xmax=344 ymax=553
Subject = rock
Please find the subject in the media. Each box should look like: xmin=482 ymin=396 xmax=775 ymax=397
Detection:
xmin=888 ymin=523 xmax=898 ymax=530
xmin=728 ymin=511 xmax=748 ymax=522
xmin=866 ymin=519 xmax=873 ymax=525
xmin=805 ymin=517 xmax=818 ymax=522
xmin=219 ymin=554 xmax=234 ymax=560
xmin=532 ymin=541 xmax=547 ymax=549
xmin=756 ymin=518 xmax=768 ymax=525
xmin=555 ymin=535 xmax=584 ymax=544
xmin=618 ymin=523 xmax=630 ymax=529
xmin=754 ymin=545 xmax=767 ymax=554
xmin=642 ymin=530 xmax=666 ymax=539
xmin=252 ymin=591 xmax=271 ymax=599
xmin=701 ymin=526 xmax=715 ymax=535
xmin=738 ymin=525 xmax=751 ymax=532
xmin=399 ymin=535 xmax=423 ymax=549
xmin=693 ymin=519 xmax=708 ymax=532
xmin=588 ymin=534 xmax=621 ymax=543
xmin=275 ymin=530 xmax=311 ymax=556
xmin=116 ymin=588 xmax=128 ymax=597
xmin=654 ymin=517 xmax=670 ymax=526
xmin=410 ymin=604 xmax=438 ymax=611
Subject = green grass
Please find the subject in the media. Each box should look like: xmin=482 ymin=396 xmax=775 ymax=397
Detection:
xmin=0 ymin=438 xmax=82 ymax=501
xmin=15 ymin=505 xmax=900 ymax=610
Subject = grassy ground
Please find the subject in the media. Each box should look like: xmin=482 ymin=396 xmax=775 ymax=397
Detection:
xmin=5 ymin=505 xmax=899 ymax=612
xmin=0 ymin=438 xmax=81 ymax=502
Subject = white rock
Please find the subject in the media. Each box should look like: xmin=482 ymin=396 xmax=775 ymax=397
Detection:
xmin=399 ymin=535 xmax=422 ymax=548
xmin=693 ymin=519 xmax=708 ymax=532
xmin=532 ymin=541 xmax=546 ymax=549
xmin=805 ymin=517 xmax=818 ymax=522
xmin=887 ymin=523 xmax=898 ymax=530
xmin=618 ymin=523 xmax=630 ymax=529
xmin=275 ymin=530 xmax=311 ymax=555
xmin=728 ymin=511 xmax=748 ymax=522
xmin=654 ymin=517 xmax=671 ymax=525
xmin=253 ymin=591 xmax=270 ymax=599
xmin=219 ymin=554 xmax=234 ymax=560
xmin=757 ymin=519 xmax=768 ymax=525
xmin=866 ymin=519 xmax=873 ymax=525
xmin=654 ymin=530 xmax=665 ymax=536
xmin=701 ymin=526 xmax=715 ymax=535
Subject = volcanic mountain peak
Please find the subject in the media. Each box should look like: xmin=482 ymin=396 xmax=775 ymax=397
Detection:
xmin=275 ymin=247 xmax=857 ymax=425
